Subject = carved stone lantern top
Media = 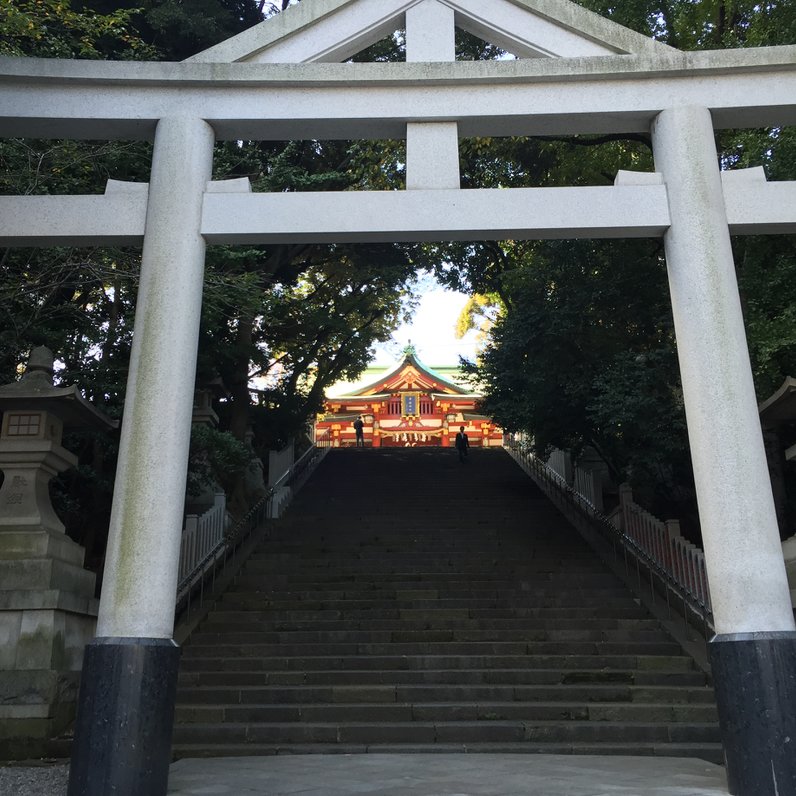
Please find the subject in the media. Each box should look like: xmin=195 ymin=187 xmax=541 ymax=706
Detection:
xmin=0 ymin=347 xmax=117 ymax=441
xmin=0 ymin=347 xmax=116 ymax=540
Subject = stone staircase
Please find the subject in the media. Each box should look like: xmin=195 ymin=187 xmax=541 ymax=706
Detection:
xmin=173 ymin=447 xmax=721 ymax=761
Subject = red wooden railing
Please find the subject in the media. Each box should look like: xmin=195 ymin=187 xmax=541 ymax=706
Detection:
xmin=503 ymin=433 xmax=713 ymax=632
xmin=618 ymin=484 xmax=712 ymax=613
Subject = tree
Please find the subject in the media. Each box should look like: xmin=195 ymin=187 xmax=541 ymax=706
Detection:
xmin=75 ymin=0 xmax=265 ymax=60
xmin=0 ymin=0 xmax=158 ymax=58
xmin=436 ymin=2 xmax=796 ymax=537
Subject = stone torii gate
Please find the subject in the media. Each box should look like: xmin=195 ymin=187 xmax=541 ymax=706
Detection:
xmin=1 ymin=1 xmax=796 ymax=794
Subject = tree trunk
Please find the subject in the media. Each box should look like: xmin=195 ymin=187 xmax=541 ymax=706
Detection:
xmin=228 ymin=313 xmax=255 ymax=441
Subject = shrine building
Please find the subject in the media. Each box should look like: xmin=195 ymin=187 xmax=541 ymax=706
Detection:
xmin=315 ymin=348 xmax=501 ymax=448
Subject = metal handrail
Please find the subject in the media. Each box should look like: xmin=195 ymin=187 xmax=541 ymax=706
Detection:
xmin=502 ymin=434 xmax=714 ymax=637
xmin=174 ymin=438 xmax=330 ymax=623
xmin=174 ymin=487 xmax=271 ymax=617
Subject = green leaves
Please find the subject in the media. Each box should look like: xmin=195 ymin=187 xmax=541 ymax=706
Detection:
xmin=0 ymin=0 xmax=158 ymax=59
xmin=187 ymin=425 xmax=253 ymax=497
xmin=576 ymin=0 xmax=796 ymax=50
xmin=442 ymin=2 xmax=796 ymax=529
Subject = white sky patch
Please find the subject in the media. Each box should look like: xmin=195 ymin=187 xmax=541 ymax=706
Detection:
xmin=371 ymin=288 xmax=480 ymax=367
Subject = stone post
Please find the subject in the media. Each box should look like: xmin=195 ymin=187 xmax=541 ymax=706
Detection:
xmin=68 ymin=116 xmax=215 ymax=796
xmin=664 ymin=519 xmax=681 ymax=542
xmin=652 ymin=105 xmax=796 ymax=795
xmin=405 ymin=0 xmax=460 ymax=191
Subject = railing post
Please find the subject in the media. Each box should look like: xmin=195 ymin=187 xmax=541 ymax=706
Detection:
xmin=664 ymin=519 xmax=680 ymax=574
xmin=181 ymin=515 xmax=198 ymax=584
xmin=618 ymin=483 xmax=632 ymax=533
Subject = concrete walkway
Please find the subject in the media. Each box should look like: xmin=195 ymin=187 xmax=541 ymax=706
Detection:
xmin=167 ymin=754 xmax=729 ymax=796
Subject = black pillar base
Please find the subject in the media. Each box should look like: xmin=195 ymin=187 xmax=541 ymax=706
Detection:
xmin=67 ymin=637 xmax=181 ymax=796
xmin=709 ymin=631 xmax=796 ymax=796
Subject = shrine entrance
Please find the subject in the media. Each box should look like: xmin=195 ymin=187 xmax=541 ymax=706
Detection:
xmin=316 ymin=347 xmax=502 ymax=448
xmin=2 ymin=1 xmax=796 ymax=794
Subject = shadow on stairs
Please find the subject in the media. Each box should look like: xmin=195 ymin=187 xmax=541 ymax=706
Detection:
xmin=173 ymin=448 xmax=722 ymax=763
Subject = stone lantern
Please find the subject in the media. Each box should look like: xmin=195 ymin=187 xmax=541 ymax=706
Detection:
xmin=0 ymin=347 xmax=116 ymax=754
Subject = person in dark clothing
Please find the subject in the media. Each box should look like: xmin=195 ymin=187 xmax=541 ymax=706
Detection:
xmin=455 ymin=425 xmax=469 ymax=462
xmin=353 ymin=415 xmax=365 ymax=447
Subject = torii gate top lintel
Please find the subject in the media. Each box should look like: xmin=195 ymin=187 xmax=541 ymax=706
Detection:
xmin=1 ymin=0 xmax=794 ymax=145
xmin=3 ymin=43 xmax=796 ymax=145
xmin=187 ymin=0 xmax=678 ymax=65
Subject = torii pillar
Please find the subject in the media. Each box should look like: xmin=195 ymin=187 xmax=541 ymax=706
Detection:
xmin=652 ymin=105 xmax=796 ymax=794
xmin=67 ymin=116 xmax=214 ymax=795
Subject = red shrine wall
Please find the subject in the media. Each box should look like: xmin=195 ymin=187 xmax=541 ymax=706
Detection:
xmin=314 ymin=358 xmax=502 ymax=448
xmin=315 ymin=395 xmax=502 ymax=449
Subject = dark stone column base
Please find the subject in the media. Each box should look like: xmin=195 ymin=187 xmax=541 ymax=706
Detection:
xmin=67 ymin=637 xmax=180 ymax=796
xmin=709 ymin=631 xmax=796 ymax=796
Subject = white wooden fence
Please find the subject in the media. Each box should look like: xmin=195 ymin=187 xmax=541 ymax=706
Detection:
xmin=503 ymin=434 xmax=712 ymax=621
xmin=546 ymin=448 xmax=573 ymax=484
xmin=178 ymin=492 xmax=226 ymax=585
xmin=573 ymin=465 xmax=604 ymax=513
xmin=268 ymin=440 xmax=295 ymax=488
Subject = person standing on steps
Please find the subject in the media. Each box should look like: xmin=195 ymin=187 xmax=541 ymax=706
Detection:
xmin=353 ymin=415 xmax=365 ymax=447
xmin=455 ymin=425 xmax=469 ymax=462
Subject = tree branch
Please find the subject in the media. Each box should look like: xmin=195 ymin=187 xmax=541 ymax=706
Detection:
xmin=534 ymin=132 xmax=652 ymax=150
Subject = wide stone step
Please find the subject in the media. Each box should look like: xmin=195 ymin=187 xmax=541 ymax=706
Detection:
xmin=174 ymin=700 xmax=718 ymax=725
xmin=241 ymin=567 xmax=608 ymax=581
xmin=197 ymin=617 xmax=662 ymax=634
xmin=179 ymin=653 xmax=697 ymax=672
xmin=172 ymin=720 xmax=721 ymax=745
xmin=170 ymin=740 xmax=724 ymax=764
xmin=186 ymin=628 xmax=674 ymax=646
xmin=247 ymin=548 xmax=584 ymax=558
xmin=230 ymin=581 xmax=622 ymax=594
xmin=217 ymin=598 xmax=641 ymax=614
xmin=236 ymin=564 xmax=615 ymax=574
xmin=252 ymin=550 xmax=589 ymax=559
xmin=228 ymin=570 xmax=621 ymax=583
xmin=178 ymin=668 xmax=709 ymax=688
xmin=218 ymin=597 xmax=643 ymax=613
xmin=203 ymin=606 xmax=652 ymax=623
xmin=176 ymin=683 xmax=715 ymax=706
xmin=227 ymin=581 xmax=626 ymax=598
xmin=208 ymin=607 xmax=650 ymax=624
xmin=182 ymin=641 xmax=685 ymax=658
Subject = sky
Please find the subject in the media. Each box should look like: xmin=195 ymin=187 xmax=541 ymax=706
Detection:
xmin=370 ymin=287 xmax=480 ymax=368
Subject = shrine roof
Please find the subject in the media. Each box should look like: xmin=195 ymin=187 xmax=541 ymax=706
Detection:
xmin=318 ymin=411 xmax=361 ymax=422
xmin=430 ymin=391 xmax=482 ymax=401
xmin=327 ymin=393 xmax=391 ymax=403
xmin=0 ymin=348 xmax=117 ymax=431
xmin=337 ymin=351 xmax=475 ymax=399
xmin=462 ymin=412 xmax=494 ymax=421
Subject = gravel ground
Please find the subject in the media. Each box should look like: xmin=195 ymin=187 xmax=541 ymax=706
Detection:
xmin=0 ymin=761 xmax=69 ymax=796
